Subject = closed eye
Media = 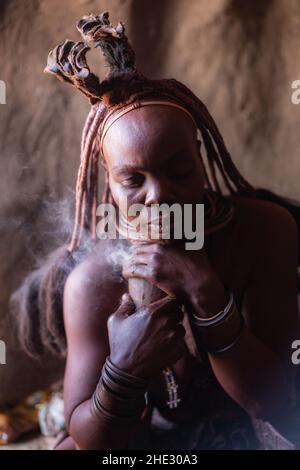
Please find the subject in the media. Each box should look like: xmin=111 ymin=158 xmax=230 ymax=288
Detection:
xmin=121 ymin=174 xmax=145 ymax=188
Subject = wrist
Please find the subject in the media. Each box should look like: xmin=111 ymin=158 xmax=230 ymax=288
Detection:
xmin=189 ymin=293 xmax=245 ymax=354
xmin=90 ymin=356 xmax=148 ymax=424
xmin=110 ymin=355 xmax=150 ymax=381
xmin=189 ymin=275 xmax=228 ymax=320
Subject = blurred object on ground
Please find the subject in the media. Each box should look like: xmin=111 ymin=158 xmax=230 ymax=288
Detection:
xmin=0 ymin=381 xmax=64 ymax=446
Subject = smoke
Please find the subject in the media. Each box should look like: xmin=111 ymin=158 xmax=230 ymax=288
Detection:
xmin=37 ymin=188 xmax=75 ymax=254
xmin=9 ymin=191 xmax=134 ymax=355
xmin=92 ymin=238 xmax=133 ymax=284
xmin=28 ymin=189 xmax=133 ymax=282
xmin=9 ymin=188 xmax=137 ymax=334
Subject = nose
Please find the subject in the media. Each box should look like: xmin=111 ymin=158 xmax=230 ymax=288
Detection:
xmin=144 ymin=178 xmax=176 ymax=206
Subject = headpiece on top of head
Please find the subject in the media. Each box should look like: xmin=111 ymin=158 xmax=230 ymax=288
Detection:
xmin=44 ymin=11 xmax=255 ymax=253
xmin=44 ymin=11 xmax=143 ymax=105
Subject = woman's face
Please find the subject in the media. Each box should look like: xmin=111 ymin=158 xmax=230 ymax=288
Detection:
xmin=102 ymin=104 xmax=205 ymax=225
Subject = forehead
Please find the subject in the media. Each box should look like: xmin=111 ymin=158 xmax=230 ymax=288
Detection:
xmin=102 ymin=105 xmax=197 ymax=171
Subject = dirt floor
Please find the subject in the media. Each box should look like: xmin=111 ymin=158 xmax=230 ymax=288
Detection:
xmin=0 ymin=432 xmax=56 ymax=450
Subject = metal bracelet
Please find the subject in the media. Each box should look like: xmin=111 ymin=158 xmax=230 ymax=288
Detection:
xmin=204 ymin=315 xmax=245 ymax=354
xmin=190 ymin=292 xmax=234 ymax=327
xmin=105 ymin=356 xmax=148 ymax=388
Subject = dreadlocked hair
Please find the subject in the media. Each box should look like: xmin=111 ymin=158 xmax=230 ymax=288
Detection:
xmin=13 ymin=11 xmax=255 ymax=358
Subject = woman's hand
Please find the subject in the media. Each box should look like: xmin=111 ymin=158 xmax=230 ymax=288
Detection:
xmin=122 ymin=242 xmax=228 ymax=318
xmin=107 ymin=293 xmax=186 ymax=379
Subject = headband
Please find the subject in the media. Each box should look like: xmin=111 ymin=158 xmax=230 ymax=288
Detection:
xmin=99 ymin=99 xmax=198 ymax=157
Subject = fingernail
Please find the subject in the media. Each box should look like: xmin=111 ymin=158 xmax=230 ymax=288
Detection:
xmin=121 ymin=293 xmax=129 ymax=302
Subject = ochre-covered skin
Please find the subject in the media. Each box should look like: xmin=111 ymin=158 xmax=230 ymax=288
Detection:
xmin=33 ymin=11 xmax=300 ymax=450
xmin=55 ymin=105 xmax=300 ymax=449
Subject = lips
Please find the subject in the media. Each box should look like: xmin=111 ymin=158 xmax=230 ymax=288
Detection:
xmin=147 ymin=220 xmax=174 ymax=237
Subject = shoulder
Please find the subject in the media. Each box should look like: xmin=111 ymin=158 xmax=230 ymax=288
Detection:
xmin=231 ymin=196 xmax=300 ymax=373
xmin=230 ymin=195 xmax=299 ymax=257
xmin=229 ymin=195 xmax=299 ymax=315
xmin=62 ymin=240 xmax=128 ymax=427
xmin=212 ymin=194 xmax=299 ymax=276
xmin=211 ymin=194 xmax=299 ymax=297
xmin=63 ymin=239 xmax=128 ymax=337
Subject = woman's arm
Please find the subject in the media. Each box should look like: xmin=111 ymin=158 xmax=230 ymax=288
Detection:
xmin=63 ymin=263 xmax=142 ymax=450
xmin=62 ymin=257 xmax=185 ymax=450
xmin=122 ymin=201 xmax=300 ymax=438
xmin=191 ymin=204 xmax=300 ymax=434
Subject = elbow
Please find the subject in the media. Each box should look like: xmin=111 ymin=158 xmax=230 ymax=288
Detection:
xmin=67 ymin=402 xmax=96 ymax=450
xmin=246 ymin=402 xmax=275 ymax=422
xmin=68 ymin=400 xmax=128 ymax=450
xmin=250 ymin=363 xmax=296 ymax=422
xmin=240 ymin=396 xmax=271 ymax=421
xmin=242 ymin=386 xmax=296 ymax=423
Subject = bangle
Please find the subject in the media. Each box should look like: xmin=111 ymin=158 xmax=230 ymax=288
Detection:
xmin=190 ymin=293 xmax=245 ymax=354
xmin=102 ymin=359 xmax=148 ymax=397
xmin=90 ymin=356 xmax=148 ymax=424
xmin=204 ymin=315 xmax=245 ymax=354
xmin=92 ymin=380 xmax=145 ymax=421
xmin=101 ymin=365 xmax=146 ymax=399
xmin=190 ymin=292 xmax=234 ymax=326
xmin=91 ymin=394 xmax=144 ymax=424
xmin=105 ymin=357 xmax=148 ymax=389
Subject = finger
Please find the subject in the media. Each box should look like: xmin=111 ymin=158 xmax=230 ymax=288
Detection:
xmin=149 ymin=296 xmax=179 ymax=315
xmin=129 ymin=244 xmax=161 ymax=259
xmin=122 ymin=260 xmax=149 ymax=280
xmin=122 ymin=265 xmax=174 ymax=298
xmin=114 ymin=293 xmax=136 ymax=318
xmin=164 ymin=307 xmax=184 ymax=326
xmin=122 ymin=258 xmax=148 ymax=271
xmin=134 ymin=243 xmax=157 ymax=254
xmin=122 ymin=263 xmax=175 ymax=298
xmin=122 ymin=263 xmax=153 ymax=282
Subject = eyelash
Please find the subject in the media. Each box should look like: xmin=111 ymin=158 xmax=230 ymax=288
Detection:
xmin=121 ymin=167 xmax=193 ymax=188
xmin=121 ymin=175 xmax=145 ymax=188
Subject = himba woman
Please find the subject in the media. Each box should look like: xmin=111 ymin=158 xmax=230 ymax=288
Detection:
xmin=13 ymin=11 xmax=300 ymax=450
